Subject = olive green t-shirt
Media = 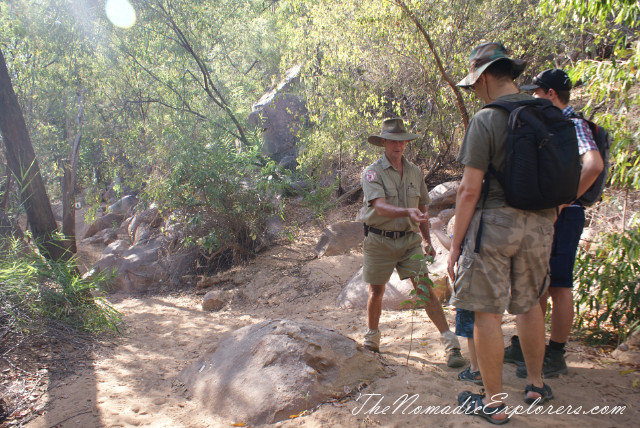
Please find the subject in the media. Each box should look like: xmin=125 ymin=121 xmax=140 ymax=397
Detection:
xmin=457 ymin=92 xmax=534 ymax=209
xmin=360 ymin=155 xmax=430 ymax=232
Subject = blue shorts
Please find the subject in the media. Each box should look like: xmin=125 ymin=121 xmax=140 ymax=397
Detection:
xmin=549 ymin=206 xmax=585 ymax=288
xmin=455 ymin=308 xmax=474 ymax=339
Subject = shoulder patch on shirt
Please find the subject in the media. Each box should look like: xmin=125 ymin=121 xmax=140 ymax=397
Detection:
xmin=365 ymin=170 xmax=377 ymax=182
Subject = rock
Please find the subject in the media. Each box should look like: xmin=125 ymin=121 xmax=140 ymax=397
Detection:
xmin=108 ymin=195 xmax=138 ymax=216
xmin=315 ymin=221 xmax=364 ymax=257
xmin=202 ymin=290 xmax=226 ymax=311
xmin=84 ymin=227 xmax=118 ymax=246
xmin=248 ymin=81 xmax=308 ymax=169
xmin=102 ymin=239 xmax=130 ymax=257
xmin=83 ymin=213 xmax=125 ymax=239
xmin=179 ymin=319 xmax=384 ymax=425
xmin=338 ymin=267 xmax=414 ymax=310
xmin=612 ymin=330 xmax=640 ymax=364
xmin=338 ymin=261 xmax=450 ymax=311
xmin=428 ymin=181 xmax=460 ymax=216
xmin=128 ymin=208 xmax=161 ymax=242
xmin=430 ymin=218 xmax=451 ymax=251
xmin=264 ymin=215 xmax=285 ymax=241
xmin=88 ymin=236 xmax=168 ymax=293
xmin=438 ymin=208 xmax=456 ymax=227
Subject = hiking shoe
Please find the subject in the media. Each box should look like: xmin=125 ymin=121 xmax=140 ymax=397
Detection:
xmin=447 ymin=348 xmax=465 ymax=368
xmin=504 ymin=335 xmax=524 ymax=365
xmin=458 ymin=366 xmax=483 ymax=385
xmin=516 ymin=347 xmax=568 ymax=379
xmin=363 ymin=329 xmax=381 ymax=353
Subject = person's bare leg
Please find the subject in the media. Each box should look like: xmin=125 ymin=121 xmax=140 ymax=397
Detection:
xmin=548 ymin=287 xmax=573 ymax=343
xmin=474 ymin=312 xmax=507 ymax=421
xmin=411 ymin=278 xmax=449 ymax=333
xmin=539 ymin=291 xmax=549 ymax=318
xmin=516 ymin=304 xmax=546 ymax=400
xmin=367 ymin=284 xmax=385 ymax=330
xmin=468 ymin=338 xmax=479 ymax=372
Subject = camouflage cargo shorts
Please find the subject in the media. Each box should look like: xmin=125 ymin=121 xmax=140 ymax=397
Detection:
xmin=450 ymin=206 xmax=555 ymax=314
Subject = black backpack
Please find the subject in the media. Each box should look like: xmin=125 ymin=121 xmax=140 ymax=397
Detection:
xmin=483 ymin=98 xmax=580 ymax=210
xmin=473 ymin=98 xmax=581 ymax=253
xmin=570 ymin=112 xmax=610 ymax=206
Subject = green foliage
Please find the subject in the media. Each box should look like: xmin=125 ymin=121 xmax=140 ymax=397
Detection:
xmin=299 ymin=179 xmax=338 ymax=219
xmin=279 ymin=0 xmax=561 ymax=177
xmin=0 ymin=237 xmax=123 ymax=335
xmin=536 ymin=0 xmax=640 ymax=343
xmin=574 ymin=226 xmax=640 ymax=344
xmin=143 ymin=127 xmax=281 ymax=261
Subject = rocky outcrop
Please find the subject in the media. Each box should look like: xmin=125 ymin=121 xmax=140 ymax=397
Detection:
xmin=179 ymin=319 xmax=385 ymax=425
xmin=90 ymin=236 xmax=168 ymax=293
xmin=314 ymin=221 xmax=364 ymax=257
xmin=428 ymin=181 xmax=459 ymax=216
xmin=108 ymin=195 xmax=138 ymax=216
xmin=248 ymin=65 xmax=308 ymax=169
xmin=83 ymin=213 xmax=125 ymax=239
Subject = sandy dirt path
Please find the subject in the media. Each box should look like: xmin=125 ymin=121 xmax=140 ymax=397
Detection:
xmin=24 ymin=235 xmax=640 ymax=427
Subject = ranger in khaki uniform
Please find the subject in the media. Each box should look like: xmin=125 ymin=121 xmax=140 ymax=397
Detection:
xmin=361 ymin=117 xmax=463 ymax=368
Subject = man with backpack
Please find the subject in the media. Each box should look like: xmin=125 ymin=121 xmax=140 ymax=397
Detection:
xmin=447 ymin=43 xmax=560 ymax=424
xmin=505 ymin=69 xmax=605 ymax=379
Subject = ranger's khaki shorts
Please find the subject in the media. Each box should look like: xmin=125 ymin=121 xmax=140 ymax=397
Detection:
xmin=450 ymin=207 xmax=555 ymax=314
xmin=362 ymin=231 xmax=427 ymax=285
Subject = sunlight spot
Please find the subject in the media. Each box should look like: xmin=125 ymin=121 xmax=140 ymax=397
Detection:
xmin=105 ymin=0 xmax=136 ymax=29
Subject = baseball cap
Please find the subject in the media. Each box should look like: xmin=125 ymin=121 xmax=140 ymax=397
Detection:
xmin=521 ymin=68 xmax=572 ymax=91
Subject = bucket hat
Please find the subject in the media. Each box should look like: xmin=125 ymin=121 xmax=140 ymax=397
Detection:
xmin=367 ymin=118 xmax=419 ymax=147
xmin=521 ymin=68 xmax=572 ymax=92
xmin=457 ymin=42 xmax=527 ymax=88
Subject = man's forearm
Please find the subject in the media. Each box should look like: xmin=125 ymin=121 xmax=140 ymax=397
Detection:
xmin=418 ymin=205 xmax=431 ymax=242
xmin=372 ymin=200 xmax=412 ymax=218
xmin=576 ymin=150 xmax=604 ymax=198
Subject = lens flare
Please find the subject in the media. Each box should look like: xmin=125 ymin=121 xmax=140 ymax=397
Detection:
xmin=105 ymin=0 xmax=136 ymax=29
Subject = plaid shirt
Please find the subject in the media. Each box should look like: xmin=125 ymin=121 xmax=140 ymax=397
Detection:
xmin=563 ymin=106 xmax=598 ymax=156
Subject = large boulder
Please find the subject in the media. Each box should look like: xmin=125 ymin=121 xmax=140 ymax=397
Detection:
xmin=179 ymin=319 xmax=384 ymax=425
xmin=248 ymin=93 xmax=308 ymax=167
xmin=248 ymin=65 xmax=308 ymax=169
xmin=315 ymin=221 xmax=364 ymax=257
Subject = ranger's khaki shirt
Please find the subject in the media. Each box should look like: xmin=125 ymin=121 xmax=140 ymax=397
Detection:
xmin=361 ymin=155 xmax=429 ymax=232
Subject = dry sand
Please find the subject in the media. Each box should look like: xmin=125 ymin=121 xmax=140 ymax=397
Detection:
xmin=23 ymin=229 xmax=640 ymax=428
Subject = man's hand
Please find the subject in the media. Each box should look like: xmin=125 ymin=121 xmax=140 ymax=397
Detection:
xmin=422 ymin=239 xmax=436 ymax=259
xmin=447 ymin=245 xmax=461 ymax=283
xmin=408 ymin=208 xmax=427 ymax=223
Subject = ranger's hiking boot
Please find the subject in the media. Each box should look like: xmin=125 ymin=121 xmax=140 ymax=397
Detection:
xmin=364 ymin=329 xmax=381 ymax=353
xmin=440 ymin=331 xmax=465 ymax=368
xmin=504 ymin=335 xmax=525 ymax=365
xmin=516 ymin=346 xmax=568 ymax=379
xmin=447 ymin=348 xmax=466 ymax=368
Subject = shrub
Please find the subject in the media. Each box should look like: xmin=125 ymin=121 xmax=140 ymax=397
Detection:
xmin=0 ymin=237 xmax=122 ymax=335
xmin=573 ymin=226 xmax=640 ymax=344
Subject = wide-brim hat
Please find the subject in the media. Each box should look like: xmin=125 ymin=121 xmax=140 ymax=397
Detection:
xmin=521 ymin=68 xmax=572 ymax=92
xmin=368 ymin=118 xmax=419 ymax=147
xmin=457 ymin=42 xmax=527 ymax=88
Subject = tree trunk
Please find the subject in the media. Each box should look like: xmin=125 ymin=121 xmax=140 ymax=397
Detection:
xmin=0 ymin=48 xmax=71 ymax=261
xmin=60 ymin=90 xmax=84 ymax=255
